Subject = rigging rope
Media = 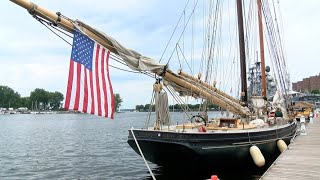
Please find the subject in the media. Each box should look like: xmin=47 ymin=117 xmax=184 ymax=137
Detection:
xmin=177 ymin=44 xmax=193 ymax=72
xmin=165 ymin=86 xmax=192 ymax=120
xmin=176 ymin=44 xmax=183 ymax=69
xmin=35 ymin=17 xmax=72 ymax=45
xmin=159 ymin=0 xmax=190 ymax=63
xmin=167 ymin=0 xmax=200 ymax=65
xmin=33 ymin=14 xmax=156 ymax=79
xmin=145 ymin=91 xmax=155 ymax=129
xmin=262 ymin=1 xmax=288 ymax=96
xmin=130 ymin=128 xmax=156 ymax=180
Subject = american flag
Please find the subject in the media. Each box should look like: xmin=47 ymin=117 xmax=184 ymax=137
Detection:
xmin=64 ymin=30 xmax=114 ymax=119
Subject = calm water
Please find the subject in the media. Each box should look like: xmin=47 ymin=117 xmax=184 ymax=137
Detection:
xmin=0 ymin=112 xmax=265 ymax=180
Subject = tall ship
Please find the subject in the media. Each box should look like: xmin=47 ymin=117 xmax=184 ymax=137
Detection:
xmin=10 ymin=0 xmax=297 ymax=169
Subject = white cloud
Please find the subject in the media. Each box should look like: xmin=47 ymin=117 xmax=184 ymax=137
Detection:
xmin=279 ymin=0 xmax=320 ymax=82
xmin=112 ymin=78 xmax=154 ymax=108
xmin=1 ymin=62 xmax=68 ymax=97
xmin=1 ymin=0 xmax=320 ymax=109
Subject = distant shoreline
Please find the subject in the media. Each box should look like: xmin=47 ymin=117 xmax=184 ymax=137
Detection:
xmin=0 ymin=110 xmax=82 ymax=115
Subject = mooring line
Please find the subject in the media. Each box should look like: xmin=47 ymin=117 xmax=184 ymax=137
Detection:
xmin=130 ymin=127 xmax=156 ymax=180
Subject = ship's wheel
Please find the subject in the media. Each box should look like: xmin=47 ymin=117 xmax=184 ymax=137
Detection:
xmin=191 ymin=115 xmax=207 ymax=126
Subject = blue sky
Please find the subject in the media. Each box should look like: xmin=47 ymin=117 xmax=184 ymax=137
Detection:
xmin=1 ymin=0 xmax=320 ymax=108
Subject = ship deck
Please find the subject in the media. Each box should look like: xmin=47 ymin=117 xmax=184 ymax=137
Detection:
xmin=146 ymin=120 xmax=292 ymax=133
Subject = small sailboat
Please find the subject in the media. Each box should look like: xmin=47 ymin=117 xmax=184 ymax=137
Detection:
xmin=9 ymin=0 xmax=297 ymax=169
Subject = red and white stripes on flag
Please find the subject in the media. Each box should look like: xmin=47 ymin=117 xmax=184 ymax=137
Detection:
xmin=64 ymin=30 xmax=114 ymax=118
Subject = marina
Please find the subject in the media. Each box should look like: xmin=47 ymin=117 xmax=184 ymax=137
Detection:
xmin=261 ymin=116 xmax=320 ymax=179
xmin=1 ymin=0 xmax=320 ymax=179
xmin=6 ymin=0 xmax=299 ymax=173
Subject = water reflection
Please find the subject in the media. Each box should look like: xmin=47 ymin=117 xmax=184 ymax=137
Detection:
xmin=143 ymin=163 xmax=269 ymax=180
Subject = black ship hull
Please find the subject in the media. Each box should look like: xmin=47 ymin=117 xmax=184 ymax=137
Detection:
xmin=127 ymin=122 xmax=297 ymax=168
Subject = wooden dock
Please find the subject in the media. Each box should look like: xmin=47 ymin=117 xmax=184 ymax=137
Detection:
xmin=261 ymin=117 xmax=320 ymax=179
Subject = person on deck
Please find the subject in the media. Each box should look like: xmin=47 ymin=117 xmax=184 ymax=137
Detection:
xmin=275 ymin=108 xmax=283 ymax=118
xmin=275 ymin=108 xmax=284 ymax=125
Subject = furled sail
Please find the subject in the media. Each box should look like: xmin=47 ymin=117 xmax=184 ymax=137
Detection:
xmin=76 ymin=21 xmax=166 ymax=73
xmin=10 ymin=0 xmax=251 ymax=116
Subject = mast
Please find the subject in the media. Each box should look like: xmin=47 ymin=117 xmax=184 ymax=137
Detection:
xmin=257 ymin=0 xmax=267 ymax=98
xmin=236 ymin=0 xmax=248 ymax=103
xmin=9 ymin=0 xmax=252 ymax=116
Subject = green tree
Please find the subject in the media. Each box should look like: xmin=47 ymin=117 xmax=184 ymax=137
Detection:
xmin=30 ymin=88 xmax=49 ymax=110
xmin=173 ymin=104 xmax=181 ymax=110
xmin=114 ymin=93 xmax=122 ymax=112
xmin=49 ymin=91 xmax=64 ymax=110
xmin=19 ymin=97 xmax=31 ymax=109
xmin=143 ymin=104 xmax=155 ymax=111
xmin=0 ymin=85 xmax=64 ymax=110
xmin=135 ymin=105 xmax=144 ymax=111
xmin=144 ymin=104 xmax=150 ymax=110
xmin=0 ymin=85 xmax=21 ymax=108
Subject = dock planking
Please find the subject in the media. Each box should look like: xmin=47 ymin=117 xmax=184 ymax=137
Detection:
xmin=261 ymin=117 xmax=320 ymax=179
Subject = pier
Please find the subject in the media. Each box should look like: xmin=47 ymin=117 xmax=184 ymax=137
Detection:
xmin=261 ymin=117 xmax=320 ymax=179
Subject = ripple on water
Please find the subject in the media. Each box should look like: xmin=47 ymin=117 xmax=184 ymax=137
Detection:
xmin=0 ymin=113 xmax=154 ymax=179
xmin=0 ymin=112 xmax=260 ymax=180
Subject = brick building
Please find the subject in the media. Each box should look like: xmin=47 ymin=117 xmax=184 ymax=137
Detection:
xmin=292 ymin=74 xmax=320 ymax=93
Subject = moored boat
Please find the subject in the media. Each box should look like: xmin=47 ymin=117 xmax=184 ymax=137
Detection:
xmin=128 ymin=121 xmax=296 ymax=167
xmin=9 ymin=0 xmax=297 ymax=171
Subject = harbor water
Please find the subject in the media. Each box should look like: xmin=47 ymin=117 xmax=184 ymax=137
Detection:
xmin=0 ymin=112 xmax=266 ymax=180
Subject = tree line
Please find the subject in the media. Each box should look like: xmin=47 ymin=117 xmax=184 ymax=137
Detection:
xmin=0 ymin=85 xmax=64 ymax=110
xmin=0 ymin=85 xmax=123 ymax=112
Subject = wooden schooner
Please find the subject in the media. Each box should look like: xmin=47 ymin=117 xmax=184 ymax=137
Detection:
xmin=9 ymin=0 xmax=297 ymax=169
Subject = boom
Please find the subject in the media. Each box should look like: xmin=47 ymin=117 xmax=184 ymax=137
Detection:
xmin=10 ymin=0 xmax=251 ymax=116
